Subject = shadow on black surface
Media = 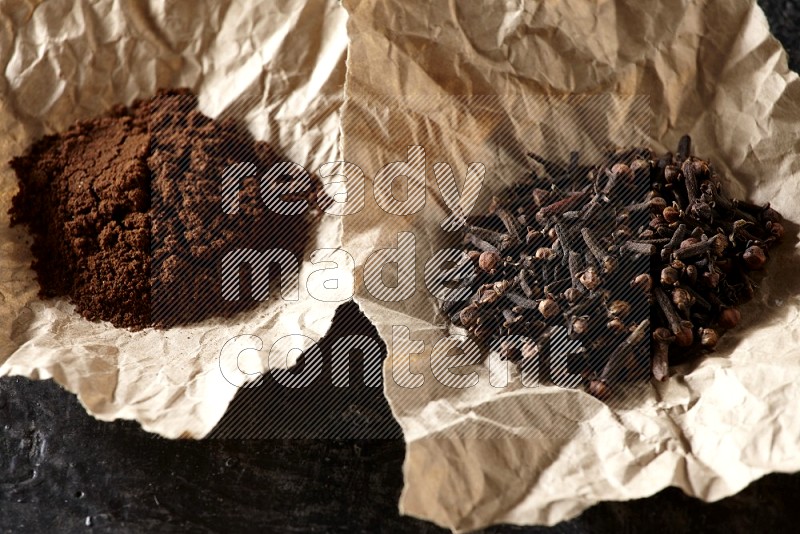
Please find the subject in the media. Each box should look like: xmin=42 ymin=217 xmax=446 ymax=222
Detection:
xmin=208 ymin=301 xmax=403 ymax=439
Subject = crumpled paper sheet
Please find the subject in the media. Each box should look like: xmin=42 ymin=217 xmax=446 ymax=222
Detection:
xmin=0 ymin=0 xmax=350 ymax=438
xmin=341 ymin=0 xmax=800 ymax=530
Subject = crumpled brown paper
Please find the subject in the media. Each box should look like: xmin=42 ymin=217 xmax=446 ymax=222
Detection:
xmin=0 ymin=0 xmax=350 ymax=438
xmin=341 ymin=0 xmax=800 ymax=530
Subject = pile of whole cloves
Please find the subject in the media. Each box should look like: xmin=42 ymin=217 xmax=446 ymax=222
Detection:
xmin=441 ymin=135 xmax=783 ymax=399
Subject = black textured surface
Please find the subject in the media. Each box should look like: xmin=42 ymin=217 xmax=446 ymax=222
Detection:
xmin=2 ymin=2 xmax=799 ymax=532
xmin=3 ymin=366 xmax=800 ymax=534
xmin=760 ymin=0 xmax=800 ymax=72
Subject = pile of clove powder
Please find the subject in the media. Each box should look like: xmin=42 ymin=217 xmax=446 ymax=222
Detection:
xmin=442 ymin=136 xmax=784 ymax=399
xmin=9 ymin=89 xmax=320 ymax=330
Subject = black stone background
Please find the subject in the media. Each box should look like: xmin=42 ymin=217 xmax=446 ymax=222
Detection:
xmin=1 ymin=2 xmax=799 ymax=532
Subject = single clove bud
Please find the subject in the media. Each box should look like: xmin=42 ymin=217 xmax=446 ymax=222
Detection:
xmin=493 ymin=200 xmax=523 ymax=244
xmin=671 ymin=287 xmax=694 ymax=316
xmin=570 ymin=316 xmax=591 ymax=336
xmin=581 ymin=228 xmax=616 ymax=274
xmin=563 ymin=287 xmax=582 ymax=303
xmin=534 ymin=247 xmax=558 ymax=261
xmin=631 ymin=273 xmax=652 ymax=292
xmin=606 ymin=318 xmax=626 ymax=333
xmin=579 ymin=266 xmax=602 ymax=291
xmin=660 ymin=266 xmax=679 ymax=286
xmin=672 ymin=234 xmax=719 ymax=260
xmin=718 ymin=307 xmax=741 ymax=329
xmin=743 ymin=245 xmax=766 ymax=270
xmin=699 ymin=327 xmax=719 ymax=349
xmin=654 ymin=287 xmax=682 ymax=335
xmin=677 ymin=135 xmax=691 ymax=163
xmin=662 ymin=223 xmax=687 ymax=262
xmin=663 ymin=205 xmax=681 ymax=223
xmin=538 ymin=297 xmax=561 ymax=319
xmin=478 ymin=250 xmax=502 ymax=273
xmin=607 ymin=300 xmax=631 ymax=318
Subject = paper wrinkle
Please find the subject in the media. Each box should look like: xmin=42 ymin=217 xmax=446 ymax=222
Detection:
xmin=0 ymin=0 xmax=350 ymax=439
xmin=341 ymin=0 xmax=800 ymax=530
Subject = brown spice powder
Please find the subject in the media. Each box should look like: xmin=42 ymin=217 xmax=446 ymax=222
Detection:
xmin=9 ymin=89 xmax=318 ymax=330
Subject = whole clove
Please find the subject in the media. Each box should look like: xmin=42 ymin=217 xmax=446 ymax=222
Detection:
xmin=440 ymin=135 xmax=783 ymax=401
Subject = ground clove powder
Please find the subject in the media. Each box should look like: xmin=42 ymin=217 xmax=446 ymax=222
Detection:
xmin=9 ymin=89 xmax=318 ymax=330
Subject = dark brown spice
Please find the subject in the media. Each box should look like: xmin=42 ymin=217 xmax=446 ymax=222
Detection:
xmin=441 ymin=134 xmax=784 ymax=400
xmin=10 ymin=89 xmax=319 ymax=330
